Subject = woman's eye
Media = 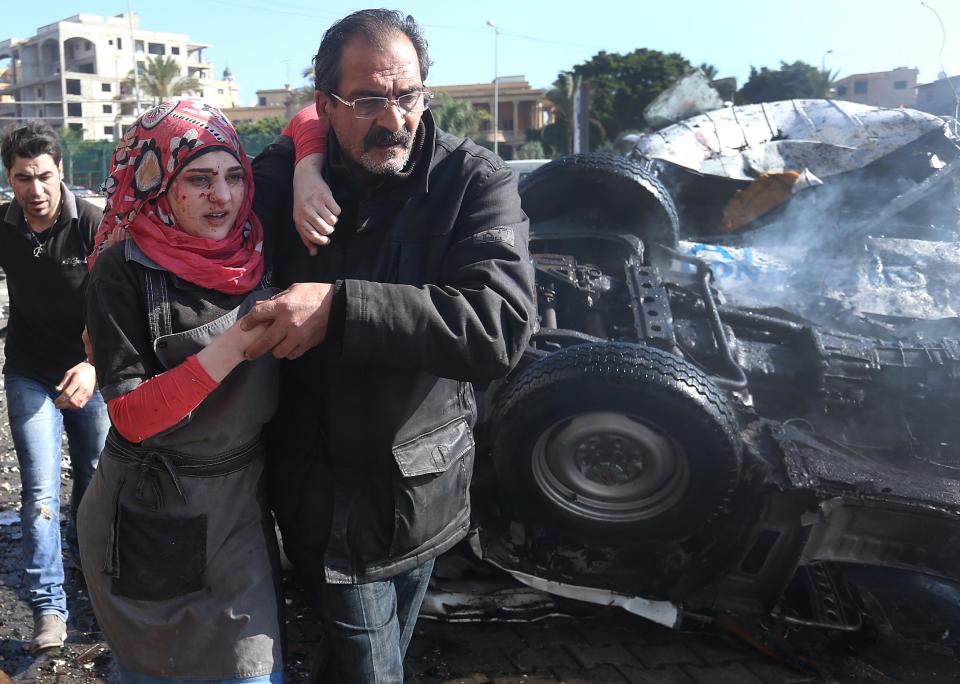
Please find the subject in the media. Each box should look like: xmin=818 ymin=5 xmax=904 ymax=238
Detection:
xmin=226 ymin=173 xmax=244 ymax=185
xmin=187 ymin=176 xmax=210 ymax=188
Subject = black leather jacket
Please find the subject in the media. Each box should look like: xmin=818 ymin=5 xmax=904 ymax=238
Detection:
xmin=252 ymin=113 xmax=536 ymax=583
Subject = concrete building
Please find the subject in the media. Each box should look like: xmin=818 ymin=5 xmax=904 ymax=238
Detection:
xmin=432 ymin=76 xmax=551 ymax=159
xmin=0 ymin=13 xmax=237 ymax=141
xmin=915 ymin=74 xmax=960 ymax=118
xmin=222 ymin=87 xmax=303 ymax=125
xmin=832 ymin=67 xmax=917 ymax=109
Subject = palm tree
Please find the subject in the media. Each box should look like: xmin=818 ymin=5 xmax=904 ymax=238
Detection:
xmin=545 ymin=72 xmax=605 ymax=153
xmin=125 ymin=56 xmax=201 ymax=105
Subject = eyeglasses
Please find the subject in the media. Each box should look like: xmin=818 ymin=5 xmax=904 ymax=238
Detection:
xmin=328 ymin=90 xmax=431 ymax=119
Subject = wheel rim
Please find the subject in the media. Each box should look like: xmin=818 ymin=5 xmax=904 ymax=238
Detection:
xmin=530 ymin=412 xmax=689 ymax=524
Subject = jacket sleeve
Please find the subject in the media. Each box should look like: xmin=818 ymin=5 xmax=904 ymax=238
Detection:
xmin=339 ymin=162 xmax=537 ymax=383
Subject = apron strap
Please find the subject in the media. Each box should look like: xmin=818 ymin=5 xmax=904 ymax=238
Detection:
xmin=143 ymin=268 xmax=174 ymax=341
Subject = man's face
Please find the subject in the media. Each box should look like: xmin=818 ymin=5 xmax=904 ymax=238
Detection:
xmin=318 ymin=33 xmax=424 ymax=177
xmin=6 ymin=154 xmax=63 ymax=226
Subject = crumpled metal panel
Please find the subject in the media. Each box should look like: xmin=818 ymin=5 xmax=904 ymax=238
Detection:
xmin=770 ymin=422 xmax=960 ymax=507
xmin=631 ymin=99 xmax=950 ymax=181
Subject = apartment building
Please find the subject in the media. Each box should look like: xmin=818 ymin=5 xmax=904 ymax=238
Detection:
xmin=0 ymin=13 xmax=238 ymax=141
xmin=915 ymin=74 xmax=960 ymax=118
xmin=831 ymin=67 xmax=917 ymax=109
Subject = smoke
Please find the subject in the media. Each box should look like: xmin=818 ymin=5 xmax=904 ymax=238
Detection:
xmin=676 ymin=151 xmax=960 ymax=339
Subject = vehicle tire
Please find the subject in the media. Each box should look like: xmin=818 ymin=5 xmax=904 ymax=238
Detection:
xmin=519 ymin=153 xmax=680 ymax=246
xmin=489 ymin=341 xmax=741 ymax=539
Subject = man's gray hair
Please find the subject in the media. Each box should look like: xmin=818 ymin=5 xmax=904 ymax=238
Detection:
xmin=312 ymin=9 xmax=432 ymax=95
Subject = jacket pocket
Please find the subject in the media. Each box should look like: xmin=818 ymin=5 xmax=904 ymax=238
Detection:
xmin=390 ymin=416 xmax=475 ymax=556
xmin=111 ymin=504 xmax=207 ymax=601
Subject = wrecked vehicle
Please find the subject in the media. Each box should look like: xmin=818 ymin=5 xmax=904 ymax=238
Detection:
xmin=467 ymin=102 xmax=960 ymax=633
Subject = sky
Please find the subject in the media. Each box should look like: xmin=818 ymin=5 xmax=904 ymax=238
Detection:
xmin=4 ymin=0 xmax=960 ymax=106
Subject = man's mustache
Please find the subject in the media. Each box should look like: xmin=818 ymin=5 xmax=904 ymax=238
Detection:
xmin=364 ymin=127 xmax=412 ymax=151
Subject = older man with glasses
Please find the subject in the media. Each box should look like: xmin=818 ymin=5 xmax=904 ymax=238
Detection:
xmin=245 ymin=8 xmax=536 ymax=683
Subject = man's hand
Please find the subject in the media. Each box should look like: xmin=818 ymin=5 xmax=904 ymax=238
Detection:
xmin=55 ymin=361 xmax=97 ymax=410
xmin=294 ymin=153 xmax=340 ymax=256
xmin=240 ymin=282 xmax=335 ymax=360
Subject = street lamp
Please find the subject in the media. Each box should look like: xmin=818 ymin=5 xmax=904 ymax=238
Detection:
xmin=486 ymin=20 xmax=499 ymax=156
xmin=821 ymin=48 xmax=833 ymax=73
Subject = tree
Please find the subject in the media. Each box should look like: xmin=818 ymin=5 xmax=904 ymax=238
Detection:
xmin=125 ymin=56 xmax=201 ymax=105
xmin=430 ymin=92 xmax=489 ymax=138
xmin=571 ymin=48 xmax=693 ymax=143
xmin=233 ymin=117 xmax=288 ymax=138
xmin=737 ymin=61 xmax=836 ymax=104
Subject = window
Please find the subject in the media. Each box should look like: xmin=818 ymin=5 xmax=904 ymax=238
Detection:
xmin=171 ymin=46 xmax=180 ymax=55
xmin=67 ymin=102 xmax=82 ymax=116
xmin=258 ymin=96 xmax=267 ymax=106
xmin=36 ymin=88 xmax=43 ymax=98
xmin=218 ymin=88 xmax=224 ymax=94
xmin=108 ymin=39 xmax=113 ymax=45
xmin=102 ymin=82 xmax=112 ymax=92
xmin=836 ymin=84 xmax=848 ymax=97
xmin=894 ymin=80 xmax=908 ymax=90
xmin=135 ymin=40 xmax=144 ymax=52
xmin=117 ymin=37 xmax=122 ymax=50
xmin=104 ymin=125 xmax=115 ymax=136
xmin=103 ymin=104 xmax=113 ymax=114
xmin=66 ymin=79 xmax=81 ymax=95
xmin=853 ymin=80 xmax=868 ymax=95
xmin=147 ymin=42 xmax=165 ymax=56
xmin=68 ymin=123 xmax=83 ymax=132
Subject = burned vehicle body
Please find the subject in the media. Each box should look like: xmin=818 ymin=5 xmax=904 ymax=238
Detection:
xmin=469 ymin=111 xmax=960 ymax=629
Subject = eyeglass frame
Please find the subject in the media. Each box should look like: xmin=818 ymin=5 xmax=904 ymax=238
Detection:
xmin=326 ymin=89 xmax=432 ymax=119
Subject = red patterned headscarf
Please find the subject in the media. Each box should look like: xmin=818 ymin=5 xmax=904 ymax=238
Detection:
xmin=90 ymin=99 xmax=264 ymax=294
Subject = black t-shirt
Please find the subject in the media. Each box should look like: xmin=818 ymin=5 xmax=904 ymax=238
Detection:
xmin=0 ymin=188 xmax=100 ymax=388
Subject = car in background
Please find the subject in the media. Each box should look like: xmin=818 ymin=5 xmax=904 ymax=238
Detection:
xmin=505 ymin=158 xmax=551 ymax=182
xmin=66 ymin=184 xmax=102 ymax=198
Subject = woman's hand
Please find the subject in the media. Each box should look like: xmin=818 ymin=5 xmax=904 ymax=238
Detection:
xmin=293 ymin=153 xmax=340 ymax=256
xmin=196 ymin=320 xmax=267 ymax=382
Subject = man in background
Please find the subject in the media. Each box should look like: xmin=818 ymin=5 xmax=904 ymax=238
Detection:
xmin=0 ymin=122 xmax=109 ymax=654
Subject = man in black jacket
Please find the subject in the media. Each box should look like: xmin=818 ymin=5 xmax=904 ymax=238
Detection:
xmin=245 ymin=9 xmax=535 ymax=682
xmin=1 ymin=122 xmax=109 ymax=654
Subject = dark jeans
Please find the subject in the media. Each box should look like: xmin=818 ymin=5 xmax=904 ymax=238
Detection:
xmin=310 ymin=559 xmax=435 ymax=684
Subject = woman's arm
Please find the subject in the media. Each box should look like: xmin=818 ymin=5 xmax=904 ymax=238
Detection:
xmin=285 ymin=105 xmax=341 ymax=256
xmin=106 ymin=320 xmax=264 ymax=442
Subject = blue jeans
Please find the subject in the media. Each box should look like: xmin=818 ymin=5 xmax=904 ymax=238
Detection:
xmin=310 ymin=559 xmax=435 ymax=684
xmin=116 ymin=664 xmax=283 ymax=683
xmin=5 ymin=374 xmax=109 ymax=621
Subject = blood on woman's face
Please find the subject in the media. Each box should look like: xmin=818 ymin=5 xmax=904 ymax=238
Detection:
xmin=168 ymin=150 xmax=245 ymax=240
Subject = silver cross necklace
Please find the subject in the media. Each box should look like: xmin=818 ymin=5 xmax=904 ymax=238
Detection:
xmin=24 ymin=196 xmax=63 ymax=258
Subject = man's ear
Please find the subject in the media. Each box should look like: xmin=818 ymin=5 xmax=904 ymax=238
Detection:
xmin=58 ymin=160 xmax=64 ymax=177
xmin=315 ymin=92 xmax=331 ymax=123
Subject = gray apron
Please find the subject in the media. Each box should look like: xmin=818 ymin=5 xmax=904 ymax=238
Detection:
xmin=78 ymin=266 xmax=282 ymax=680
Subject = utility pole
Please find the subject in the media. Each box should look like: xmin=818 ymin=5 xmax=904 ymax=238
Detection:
xmin=486 ymin=20 xmax=499 ymax=156
xmin=128 ymin=0 xmax=141 ymax=116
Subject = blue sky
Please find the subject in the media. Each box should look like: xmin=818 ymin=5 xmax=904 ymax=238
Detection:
xmin=6 ymin=0 xmax=960 ymax=106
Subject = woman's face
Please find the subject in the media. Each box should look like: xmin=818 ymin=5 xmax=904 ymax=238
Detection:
xmin=168 ymin=150 xmax=245 ymax=241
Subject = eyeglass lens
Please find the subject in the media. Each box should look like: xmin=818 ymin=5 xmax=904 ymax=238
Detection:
xmin=353 ymin=92 xmax=429 ymax=117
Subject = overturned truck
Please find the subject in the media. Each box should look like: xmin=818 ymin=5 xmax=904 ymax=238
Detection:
xmin=470 ymin=100 xmax=960 ymax=631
